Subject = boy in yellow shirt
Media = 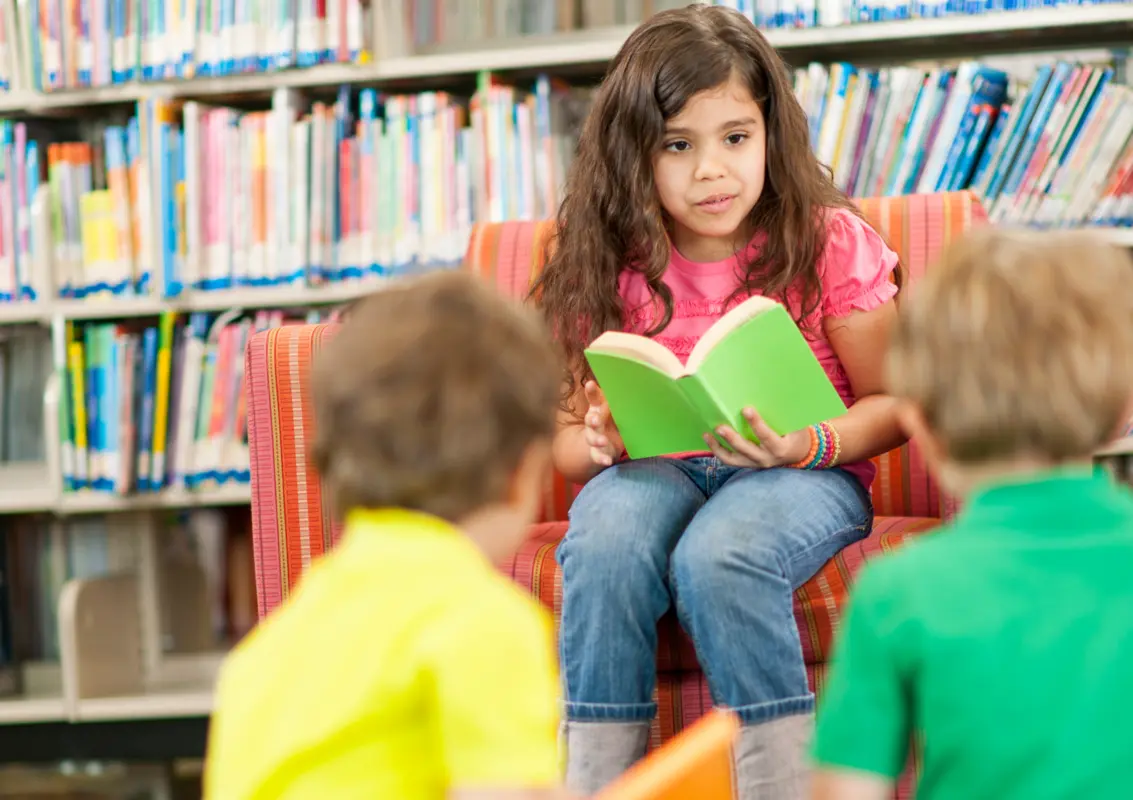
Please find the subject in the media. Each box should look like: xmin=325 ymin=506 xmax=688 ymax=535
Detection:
xmin=203 ymin=271 xmax=572 ymax=800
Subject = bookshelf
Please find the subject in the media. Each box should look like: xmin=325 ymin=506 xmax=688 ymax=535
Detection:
xmin=0 ymin=4 xmax=1129 ymax=783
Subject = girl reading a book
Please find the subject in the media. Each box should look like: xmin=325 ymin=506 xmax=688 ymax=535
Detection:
xmin=534 ymin=6 xmax=906 ymax=799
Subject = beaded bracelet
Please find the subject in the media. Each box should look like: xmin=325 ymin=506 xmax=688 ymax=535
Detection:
xmin=789 ymin=422 xmax=842 ymax=470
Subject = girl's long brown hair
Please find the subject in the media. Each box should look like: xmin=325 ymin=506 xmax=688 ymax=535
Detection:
xmin=533 ymin=4 xmax=865 ymax=409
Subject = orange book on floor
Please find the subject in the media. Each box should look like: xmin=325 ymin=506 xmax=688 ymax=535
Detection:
xmin=594 ymin=709 xmax=740 ymax=800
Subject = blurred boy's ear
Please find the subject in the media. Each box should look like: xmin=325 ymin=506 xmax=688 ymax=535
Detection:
xmin=896 ymin=400 xmax=947 ymax=478
xmin=508 ymin=439 xmax=555 ymax=525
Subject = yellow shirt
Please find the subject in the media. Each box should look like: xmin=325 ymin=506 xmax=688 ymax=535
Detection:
xmin=203 ymin=508 xmax=562 ymax=800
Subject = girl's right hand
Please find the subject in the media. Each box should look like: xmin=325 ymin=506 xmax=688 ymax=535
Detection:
xmin=583 ymin=381 xmax=625 ymax=468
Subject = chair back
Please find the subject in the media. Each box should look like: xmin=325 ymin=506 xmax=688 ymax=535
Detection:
xmin=246 ymin=192 xmax=986 ymax=617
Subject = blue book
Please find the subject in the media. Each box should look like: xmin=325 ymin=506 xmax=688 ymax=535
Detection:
xmin=137 ymin=327 xmax=159 ymax=492
xmin=936 ymin=73 xmax=1009 ymax=190
xmin=994 ymin=62 xmax=1073 ymax=212
xmin=983 ymin=65 xmax=1054 ymax=202
xmin=970 ymin=103 xmax=1011 ymax=191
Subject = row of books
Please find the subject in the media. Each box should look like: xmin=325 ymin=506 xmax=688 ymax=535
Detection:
xmin=2 ymin=55 xmax=1133 ymax=307
xmin=0 ymin=0 xmax=411 ymax=94
xmin=58 ymin=306 xmax=337 ymax=497
xmin=795 ymin=56 xmax=1133 ymax=228
xmin=1 ymin=0 xmax=1126 ymax=95
xmin=0 ymin=73 xmax=590 ymax=303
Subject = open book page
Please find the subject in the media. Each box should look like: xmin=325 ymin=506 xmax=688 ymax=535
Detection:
xmin=688 ymin=300 xmax=847 ymax=440
xmin=685 ymin=294 xmax=780 ymax=373
xmin=586 ymin=331 xmax=685 ymax=377
xmin=584 ymin=346 xmax=711 ymax=458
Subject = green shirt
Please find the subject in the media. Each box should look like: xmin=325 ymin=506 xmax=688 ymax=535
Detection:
xmin=813 ymin=468 xmax=1133 ymax=799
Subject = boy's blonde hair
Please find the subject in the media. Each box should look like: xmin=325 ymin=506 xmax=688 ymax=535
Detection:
xmin=887 ymin=228 xmax=1133 ymax=465
xmin=311 ymin=270 xmax=561 ymax=522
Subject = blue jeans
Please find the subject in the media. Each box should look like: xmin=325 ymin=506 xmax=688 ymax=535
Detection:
xmin=557 ymin=457 xmax=873 ymax=726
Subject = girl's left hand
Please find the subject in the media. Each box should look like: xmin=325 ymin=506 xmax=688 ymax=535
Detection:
xmin=704 ymin=407 xmax=811 ymax=469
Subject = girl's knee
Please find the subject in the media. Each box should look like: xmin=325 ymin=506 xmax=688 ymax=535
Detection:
xmin=558 ymin=515 xmax=668 ymax=582
xmin=560 ymin=460 xmax=701 ymax=584
xmin=566 ymin=460 xmax=703 ymax=538
xmin=670 ymin=531 xmax=785 ymax=591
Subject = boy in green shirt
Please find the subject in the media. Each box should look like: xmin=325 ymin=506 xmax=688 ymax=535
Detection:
xmin=811 ymin=229 xmax=1133 ymax=800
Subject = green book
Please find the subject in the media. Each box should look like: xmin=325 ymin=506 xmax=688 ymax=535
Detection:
xmin=583 ymin=295 xmax=847 ymax=460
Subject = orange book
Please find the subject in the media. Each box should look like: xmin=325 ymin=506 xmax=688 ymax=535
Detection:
xmin=595 ymin=709 xmax=740 ymax=800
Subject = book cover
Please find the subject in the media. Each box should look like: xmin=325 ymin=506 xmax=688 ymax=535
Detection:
xmin=584 ymin=295 xmax=847 ymax=460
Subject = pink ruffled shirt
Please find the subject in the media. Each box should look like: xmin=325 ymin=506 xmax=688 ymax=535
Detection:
xmin=617 ymin=208 xmax=899 ymax=489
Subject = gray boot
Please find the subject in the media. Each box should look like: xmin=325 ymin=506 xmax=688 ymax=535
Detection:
xmin=563 ymin=720 xmax=652 ymax=794
xmin=733 ymin=712 xmax=814 ymax=800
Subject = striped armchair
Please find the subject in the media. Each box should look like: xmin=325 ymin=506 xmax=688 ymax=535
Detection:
xmin=246 ymin=191 xmax=987 ymax=799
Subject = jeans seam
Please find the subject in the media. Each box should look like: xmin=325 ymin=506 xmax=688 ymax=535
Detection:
xmin=784 ymin=520 xmax=871 ymax=574
xmin=669 ymin=565 xmax=724 ymax=704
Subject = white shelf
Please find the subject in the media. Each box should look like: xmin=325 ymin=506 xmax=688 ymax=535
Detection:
xmin=0 ymin=694 xmax=69 ymax=724
xmin=72 ymin=684 xmax=214 ymax=722
xmin=997 ymin=226 xmax=1133 ymax=248
xmin=1090 ymin=228 xmax=1133 ymax=248
xmin=0 ymin=461 xmax=250 ymax=515
xmin=0 ymin=7 xmax=1131 ymax=114
xmin=0 ymin=278 xmax=384 ymax=325
xmin=762 ymin=3 xmax=1133 ymax=46
xmin=1097 ymin=435 xmax=1133 ymax=457
xmin=0 ymin=302 xmax=46 ymax=325
xmin=0 ymin=662 xmax=67 ymax=724
xmin=70 ymin=651 xmax=221 ymax=722
xmin=0 ymin=463 xmax=59 ymax=513
xmin=55 ymin=279 xmax=383 ymax=320
xmin=58 ymin=484 xmax=252 ymax=515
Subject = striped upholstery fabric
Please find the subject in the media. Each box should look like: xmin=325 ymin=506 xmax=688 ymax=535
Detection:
xmin=246 ymin=192 xmax=985 ymax=799
xmin=246 ymin=324 xmax=342 ymax=620
xmin=856 ymin=193 xmax=986 ymax=520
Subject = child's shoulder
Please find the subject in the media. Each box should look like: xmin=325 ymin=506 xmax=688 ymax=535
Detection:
xmin=820 ymin=206 xmax=889 ymax=256
xmin=443 ymin=566 xmax=552 ymax=632
xmin=417 ymin=568 xmax=555 ymax=667
xmin=816 ymin=205 xmax=899 ymax=315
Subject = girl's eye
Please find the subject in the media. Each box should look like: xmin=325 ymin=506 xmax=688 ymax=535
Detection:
xmin=725 ymin=132 xmax=748 ymax=146
xmin=663 ymin=140 xmax=691 ymax=153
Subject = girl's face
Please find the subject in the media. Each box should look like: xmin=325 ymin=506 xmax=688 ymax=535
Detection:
xmin=652 ymin=72 xmax=767 ymax=263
